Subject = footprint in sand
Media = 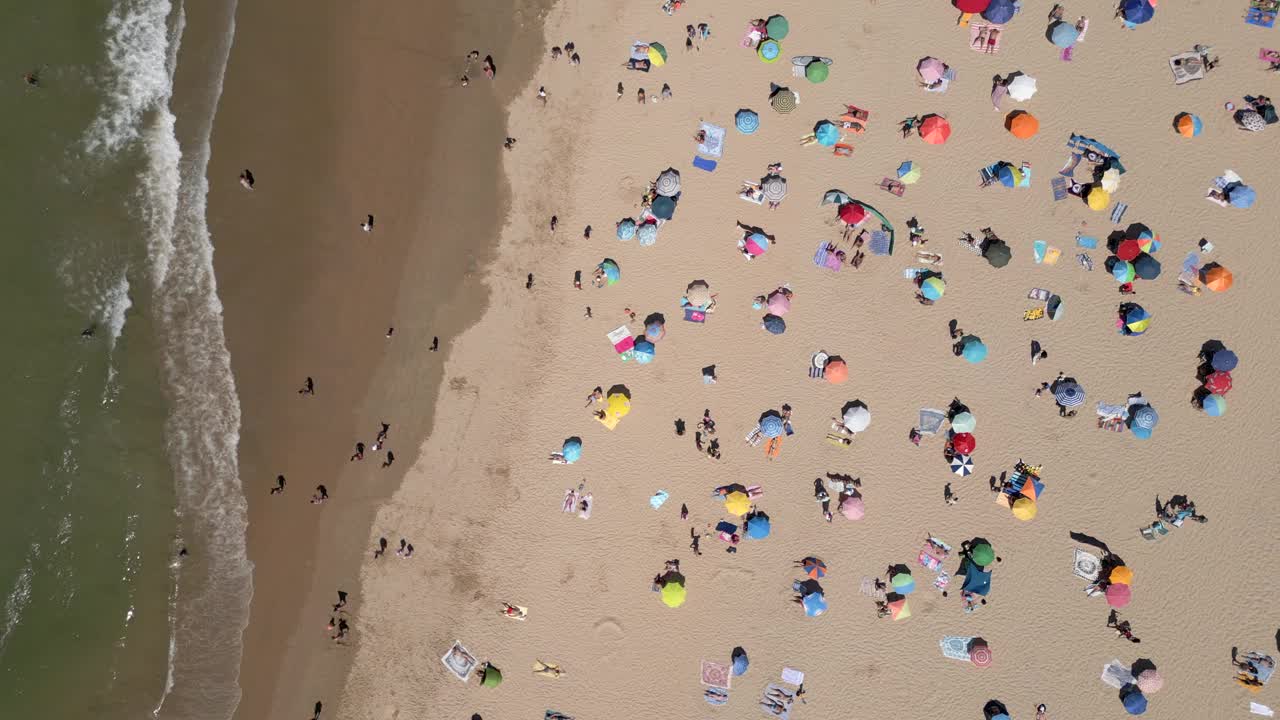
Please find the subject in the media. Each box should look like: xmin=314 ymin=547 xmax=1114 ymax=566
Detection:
xmin=559 ymin=564 xmax=576 ymax=586
xmin=377 ymin=705 xmax=399 ymax=720
xmin=594 ymin=618 xmax=625 ymax=664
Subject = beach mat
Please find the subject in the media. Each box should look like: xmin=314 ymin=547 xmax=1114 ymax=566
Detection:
xmin=940 ymin=636 xmax=976 ymax=661
xmin=692 ymin=156 xmax=718 ymax=172
xmin=701 ymin=660 xmax=732 ymax=689
xmin=442 ymin=641 xmax=478 ymax=681
xmin=697 ymin=123 xmax=725 ymax=157
xmin=1073 ymin=548 xmax=1101 ymax=581
xmin=683 ymin=307 xmax=707 ymax=323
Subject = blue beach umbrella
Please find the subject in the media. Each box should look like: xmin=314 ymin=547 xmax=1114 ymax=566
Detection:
xmin=1120 ymin=0 xmax=1154 ymax=24
xmin=1129 ymin=404 xmax=1158 ymax=440
xmin=1124 ymin=305 xmax=1151 ymax=335
xmin=561 ymin=437 xmax=582 ymax=463
xmin=599 ymin=258 xmax=621 ymax=284
xmin=731 ymin=648 xmax=750 ymax=676
xmin=891 ymin=573 xmax=916 ymax=595
xmin=1227 ymin=183 xmax=1256 ymax=209
xmin=960 ymin=566 xmax=992 ymax=596
xmin=1048 ymin=21 xmax=1079 ymax=48
xmin=633 ymin=339 xmax=655 ymax=364
xmin=636 ymin=222 xmax=658 ymax=246
xmin=650 ymin=195 xmax=675 ymax=220
xmin=1211 ymin=349 xmax=1238 ymax=372
xmin=616 ymin=218 xmax=636 ymax=240
xmin=960 ymin=335 xmax=988 ymax=364
xmin=1203 ymin=393 xmax=1227 ymax=416
xmin=745 ymin=514 xmax=772 ymax=540
xmin=983 ymin=0 xmax=1017 ymax=24
xmin=814 ymin=121 xmax=839 ymax=147
xmin=1133 ymin=253 xmax=1161 ymax=280
xmin=759 ymin=412 xmax=785 ymax=438
xmin=762 ymin=314 xmax=786 ymax=335
xmin=758 ymin=39 xmax=781 ymax=63
xmin=1054 ymin=382 xmax=1085 ymax=407
xmin=735 ymin=109 xmax=760 ymax=134
xmin=802 ymin=592 xmax=828 ymax=617
xmin=645 ymin=322 xmax=664 ymax=342
xmin=997 ymin=163 xmax=1018 ymax=188
xmin=1121 ymin=686 xmax=1148 ymax=715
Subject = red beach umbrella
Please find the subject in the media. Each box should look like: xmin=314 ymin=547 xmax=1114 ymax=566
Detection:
xmin=1116 ymin=239 xmax=1142 ymax=262
xmin=969 ymin=641 xmax=993 ymax=668
xmin=838 ymin=202 xmax=868 ymax=225
xmin=955 ymin=0 xmax=991 ymax=12
xmin=951 ymin=432 xmax=976 ymax=454
xmin=1203 ymin=371 xmax=1232 ymax=395
xmin=919 ymin=115 xmax=952 ymax=145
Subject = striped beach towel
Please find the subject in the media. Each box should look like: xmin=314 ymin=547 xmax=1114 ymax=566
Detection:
xmin=1110 ymin=203 xmax=1129 ymax=224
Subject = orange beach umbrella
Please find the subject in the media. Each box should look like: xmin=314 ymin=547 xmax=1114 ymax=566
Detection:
xmin=1006 ymin=111 xmax=1039 ymax=139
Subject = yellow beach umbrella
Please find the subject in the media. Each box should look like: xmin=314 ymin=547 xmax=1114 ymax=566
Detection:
xmin=724 ymin=491 xmax=751 ymax=516
xmin=661 ymin=581 xmax=686 ymax=608
xmin=1086 ymin=186 xmax=1110 ymax=211
xmin=605 ymin=393 xmax=631 ymax=419
xmin=1011 ymin=497 xmax=1038 ymax=521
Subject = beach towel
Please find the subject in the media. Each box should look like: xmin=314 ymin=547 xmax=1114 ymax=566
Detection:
xmin=442 ymin=641 xmax=479 ymax=681
xmin=868 ymin=230 xmax=893 ymax=256
xmin=1043 ymin=246 xmax=1060 ymax=264
xmin=1019 ymin=164 xmax=1032 ymax=187
xmin=649 ymin=490 xmax=669 ymax=510
xmin=1169 ymin=51 xmax=1205 ymax=84
xmin=1110 ymin=203 xmax=1128 ymax=224
xmin=697 ymin=123 xmax=725 ymax=157
xmin=813 ymin=242 xmax=843 ymax=271
xmin=1096 ymin=402 xmax=1126 ymax=420
xmin=761 ymin=683 xmax=795 ymax=720
xmin=692 ymin=156 xmax=718 ymax=172
xmin=940 ymin=636 xmax=976 ymax=662
xmin=1101 ymin=659 xmax=1135 ymax=689
xmin=1076 ymin=234 xmax=1098 ymax=249
xmin=562 ymin=489 xmax=578 ymax=513
xmin=607 ymin=326 xmax=634 ymax=354
xmin=968 ymin=23 xmax=1002 ymax=54
xmin=917 ymin=408 xmax=946 ymax=435
xmin=683 ymin=307 xmax=707 ymax=323
xmin=1050 ymin=176 xmax=1070 ymax=201
xmin=1247 ymin=1 xmax=1278 ymax=27
xmin=1073 ymin=548 xmax=1101 ymax=581
xmin=1028 ymin=288 xmax=1051 ymax=301
xmin=1251 ymin=702 xmax=1275 ymax=717
xmin=781 ymin=668 xmax=805 ymax=685
xmin=705 ymin=687 xmax=730 ymax=705
xmin=701 ymin=660 xmax=732 ymax=689
xmin=1261 ymin=48 xmax=1280 ymax=63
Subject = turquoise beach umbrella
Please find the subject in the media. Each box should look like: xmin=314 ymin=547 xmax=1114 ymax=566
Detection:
xmin=814 ymin=121 xmax=839 ymax=147
xmin=616 ymin=218 xmax=636 ymax=240
xmin=1203 ymin=393 xmax=1227 ymax=416
xmin=758 ymin=39 xmax=781 ymax=63
xmin=960 ymin=335 xmax=988 ymax=364
xmin=735 ymin=109 xmax=760 ymax=134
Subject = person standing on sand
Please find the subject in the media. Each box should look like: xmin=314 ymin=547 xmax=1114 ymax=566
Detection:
xmin=239 ymin=169 xmax=254 ymax=189
xmin=584 ymin=306 xmax=592 ymax=318
xmin=350 ymin=442 xmax=365 ymax=461
xmin=270 ymin=475 xmax=285 ymax=495
xmin=332 ymin=591 xmax=347 ymax=611
xmin=583 ymin=225 xmax=591 ymax=239
xmin=382 ymin=451 xmax=394 ymax=468
xmin=574 ymin=270 xmax=582 ymax=289
xmin=311 ymin=485 xmax=328 ymax=504
xmin=374 ymin=537 xmax=388 ymax=559
xmin=550 ymin=215 xmax=558 ymax=232
xmin=637 ymin=88 xmax=646 ymax=104
xmin=537 ymin=85 xmax=548 ymax=105
xmin=360 ymin=214 xmax=374 ymax=232
xmin=617 ymin=81 xmax=624 ymax=100
xmin=525 ymin=273 xmax=534 ymax=290
xmin=689 ymin=527 xmax=702 ymax=555
xmin=313 ymin=701 xmax=323 ymax=720
xmin=431 ymin=336 xmax=439 ymax=351
xmin=298 ymin=376 xmax=314 ymax=395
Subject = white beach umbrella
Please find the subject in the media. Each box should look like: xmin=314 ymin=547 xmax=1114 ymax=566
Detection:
xmin=1007 ymin=74 xmax=1038 ymax=102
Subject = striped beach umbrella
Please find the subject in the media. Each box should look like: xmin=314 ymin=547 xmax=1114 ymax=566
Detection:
xmin=735 ymin=108 xmax=760 ymax=134
xmin=1054 ymin=382 xmax=1085 ymax=407
xmin=655 ymin=168 xmax=681 ymax=197
xmin=1203 ymin=371 xmax=1232 ymax=394
xmin=770 ymin=89 xmax=797 ymax=113
xmin=758 ymin=39 xmax=781 ymax=63
xmin=762 ymin=175 xmax=788 ymax=201
xmin=1203 ymin=393 xmax=1227 ymax=417
xmin=950 ymin=453 xmax=974 ymax=476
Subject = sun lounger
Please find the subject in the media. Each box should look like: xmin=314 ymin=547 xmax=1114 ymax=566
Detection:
xmin=745 ymin=426 xmax=763 ymax=446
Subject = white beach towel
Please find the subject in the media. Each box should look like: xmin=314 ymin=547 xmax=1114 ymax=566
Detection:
xmin=698 ymin=123 xmax=726 ymax=158
xmin=1251 ymin=702 xmax=1275 ymax=717
xmin=1073 ymin=548 xmax=1101 ymax=581
xmin=780 ymin=667 xmax=805 ymax=685
xmin=1101 ymin=659 xmax=1134 ymax=689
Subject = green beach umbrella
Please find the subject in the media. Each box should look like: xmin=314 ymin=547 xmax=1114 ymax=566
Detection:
xmin=480 ymin=663 xmax=503 ymax=687
xmin=972 ymin=543 xmax=995 ymax=567
xmin=765 ymin=14 xmax=790 ymax=39
xmin=661 ymin=580 xmax=687 ymax=608
xmin=805 ymin=61 xmax=829 ymax=83
xmin=648 ymin=42 xmax=668 ymax=64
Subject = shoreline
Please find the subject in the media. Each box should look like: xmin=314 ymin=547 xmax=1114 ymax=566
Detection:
xmin=200 ymin=0 xmax=553 ymax=718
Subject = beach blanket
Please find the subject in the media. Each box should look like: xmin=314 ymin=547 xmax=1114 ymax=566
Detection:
xmin=1169 ymin=51 xmax=1206 ymax=84
xmin=868 ymin=230 xmax=893 ymax=256
xmin=813 ymin=242 xmax=843 ymax=271
xmin=649 ymin=490 xmax=669 ymax=509
xmin=607 ymin=326 xmax=634 ymax=355
xmin=1247 ymin=0 xmax=1278 ymax=27
xmin=701 ymin=660 xmax=732 ymax=689
xmin=1073 ymin=548 xmax=1102 ymax=581
xmin=442 ymin=641 xmax=479 ymax=681
xmin=698 ymin=123 xmax=725 ymax=157
xmin=968 ymin=23 xmax=1002 ymax=54
xmin=761 ymin=684 xmax=795 ymax=720
xmin=683 ymin=307 xmax=707 ymax=323
xmin=1101 ymin=659 xmax=1135 ymax=689
xmin=1050 ymin=176 xmax=1070 ymax=201
xmin=940 ymin=636 xmax=976 ymax=662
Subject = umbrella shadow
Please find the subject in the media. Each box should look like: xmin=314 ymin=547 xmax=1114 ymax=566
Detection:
xmin=1069 ymin=531 xmax=1111 ymax=554
xmin=1131 ymin=658 xmax=1157 ymax=676
xmin=643 ymin=312 xmax=666 ymax=327
xmin=607 ymin=384 xmax=631 ymax=399
xmin=1199 ymin=339 xmax=1227 ymax=362
xmin=841 ymin=399 xmax=868 ymax=416
xmin=1189 ymin=386 xmax=1210 ymax=409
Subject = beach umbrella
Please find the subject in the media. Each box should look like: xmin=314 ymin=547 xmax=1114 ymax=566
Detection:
xmin=824 ymin=358 xmax=849 ymax=384
xmin=762 ymin=314 xmax=786 ymax=335
xmin=838 ymin=202 xmax=868 ymax=225
xmin=1102 ymin=167 xmax=1122 ymax=192
xmin=984 ymin=240 xmax=1012 ymax=268
xmin=954 ymin=0 xmax=991 ymax=12
xmin=731 ymin=647 xmax=750 ymax=676
xmin=480 ymin=664 xmax=503 ymax=688
xmin=745 ymin=514 xmax=771 ymax=540
xmin=920 ymin=276 xmax=946 ymax=300
xmin=1111 ymin=260 xmax=1136 ymax=283
xmin=759 ymin=412 xmax=785 ymax=438
xmin=971 ymin=543 xmax=995 ymax=567
xmin=1087 ymin=185 xmax=1111 ymax=211
xmin=766 ymin=290 xmax=791 ymax=315
xmin=743 ymin=232 xmax=770 ymax=256
xmin=1110 ymin=565 xmax=1134 ymax=584
xmin=917 ymin=57 xmax=947 ymax=85
xmin=1047 ymin=294 xmax=1064 ymax=321
xmin=918 ymin=114 xmax=951 ymax=144
xmin=839 ymin=495 xmax=865 ymax=520
xmin=633 ymin=339 xmax=655 ymax=364
xmin=1133 ymin=253 xmax=1161 ymax=280
xmin=761 ymin=175 xmax=788 ymax=202
xmin=1124 ymin=305 xmax=1151 ymax=335
xmin=765 ymin=14 xmax=790 ymax=39
xmin=1006 ymin=112 xmax=1039 ymax=139
xmin=822 ymin=189 xmax=852 ymax=205
xmin=1203 ymin=371 xmax=1232 ymax=394
xmin=647 ymin=42 xmax=667 ymax=66
xmin=1237 ymin=110 xmax=1266 ymax=132
xmin=650 ymin=195 xmax=675 ymax=220
xmin=735 ymin=108 xmax=760 ymax=134
xmin=803 ymin=557 xmax=828 ymax=579
xmin=1227 ymin=184 xmax=1256 ymax=209
xmin=1054 ymin=382 xmax=1085 ymax=407
xmin=1116 ymin=239 xmax=1142 ymax=261
xmin=1011 ymin=497 xmax=1037 ymax=521
xmin=661 ymin=580 xmax=686 ymax=608
xmin=805 ymin=60 xmax=829 ymax=84
xmin=645 ymin=321 xmax=665 ymax=342
xmin=724 ymin=491 xmax=751 ymax=516
xmin=1007 ymin=74 xmax=1038 ymax=101
xmin=655 ymin=168 xmax=681 ymax=197
xmin=887 ymin=596 xmax=911 ymax=620
xmin=770 ymin=89 xmax=797 ymax=114
xmin=897 ymin=161 xmax=921 ymax=184
xmin=562 ymin=437 xmax=582 ymax=463
xmin=969 ymin=641 xmax=993 ymax=668
xmin=1121 ymin=687 xmax=1148 ymax=715
xmin=758 ymin=39 xmax=781 ymax=63
xmin=616 ymin=218 xmax=637 ymax=240
xmin=1120 ymin=0 xmax=1154 ymax=24
xmin=1137 ymin=669 xmax=1164 ymax=694
xmin=605 ymin=392 xmax=631 ymax=419
xmin=1203 ymin=393 xmax=1227 ymax=416
xmin=1200 ymin=263 xmax=1233 ymax=292
xmin=636 ymin=222 xmax=658 ymax=246
xmin=960 ymin=335 xmax=988 ymax=364
xmin=1175 ymin=112 xmax=1202 ymax=137
xmin=950 ymin=453 xmax=974 ymax=476
xmin=842 ymin=402 xmax=871 ymax=432
xmin=951 ymin=432 xmax=976 ymax=454
xmin=599 ymin=258 xmax=620 ymax=285
xmin=685 ymin=280 xmax=712 ymax=308
xmin=1106 ymin=582 xmax=1132 ymax=608
xmin=996 ymin=163 xmax=1022 ymax=188
xmin=891 ymin=572 xmax=916 ymax=595
xmin=961 ymin=564 xmax=992 ymax=595
xmin=1048 ymin=21 xmax=1080 ymax=48
xmin=802 ymin=592 xmax=828 ymax=617
xmin=983 ymin=0 xmax=1016 ymax=23
xmin=951 ymin=411 xmax=976 ymax=433
xmin=814 ymin=120 xmax=840 ymax=147
xmin=1211 ymin=349 xmax=1238 ymax=372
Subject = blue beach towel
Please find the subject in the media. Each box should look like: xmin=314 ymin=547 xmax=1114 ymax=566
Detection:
xmin=692 ymin=156 xmax=718 ymax=172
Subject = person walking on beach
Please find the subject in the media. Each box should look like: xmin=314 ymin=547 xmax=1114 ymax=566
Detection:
xmin=583 ymin=225 xmax=591 ymax=239
xmin=944 ymin=482 xmax=958 ymax=505
xmin=549 ymin=215 xmax=558 ymax=232
xmin=382 ymin=451 xmax=395 ymax=468
xmin=374 ymin=537 xmax=388 ymax=559
xmin=637 ymin=88 xmax=646 ymax=104
xmin=270 ymin=474 xmax=285 ymax=495
xmin=689 ymin=527 xmax=702 ymax=555
xmin=584 ymin=306 xmax=592 ymax=319
xmin=311 ymin=485 xmax=328 ymax=504
xmin=239 ymin=169 xmax=254 ymax=190
xmin=332 ymin=591 xmax=347 ymax=611
xmin=298 ymin=376 xmax=315 ymax=395
xmin=617 ymin=81 xmax=624 ymax=100
xmin=503 ymin=137 xmax=516 ymax=149
xmin=376 ymin=423 xmax=390 ymax=446
xmin=537 ymin=85 xmax=548 ymax=105
xmin=361 ymin=214 xmax=374 ymax=232
xmin=312 ymin=701 xmax=323 ymax=720
xmin=661 ymin=83 xmax=673 ymax=100
xmin=431 ymin=336 xmax=439 ymax=351
xmin=350 ymin=442 xmax=365 ymax=461
xmin=526 ymin=273 xmax=534 ymax=290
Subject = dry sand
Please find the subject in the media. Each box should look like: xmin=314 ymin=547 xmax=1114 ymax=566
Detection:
xmin=264 ymin=0 xmax=1279 ymax=718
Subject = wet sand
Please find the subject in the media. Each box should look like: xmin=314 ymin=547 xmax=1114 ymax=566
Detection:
xmin=202 ymin=0 xmax=551 ymax=717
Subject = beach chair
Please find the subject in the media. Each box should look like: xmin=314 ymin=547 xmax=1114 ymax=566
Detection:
xmin=745 ymin=426 xmax=763 ymax=446
xmin=765 ymin=436 xmax=782 ymax=460
xmin=833 ymin=143 xmax=854 ymax=157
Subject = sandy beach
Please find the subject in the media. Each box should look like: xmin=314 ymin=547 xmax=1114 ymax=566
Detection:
xmin=216 ymin=0 xmax=1279 ymax=718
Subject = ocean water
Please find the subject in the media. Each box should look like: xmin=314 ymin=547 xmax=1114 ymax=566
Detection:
xmin=0 ymin=0 xmax=248 ymax=718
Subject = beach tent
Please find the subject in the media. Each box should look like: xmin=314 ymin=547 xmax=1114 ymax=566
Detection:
xmin=561 ymin=437 xmax=582 ymax=463
xmin=1174 ymin=112 xmax=1202 ymax=137
xmin=824 ymin=357 xmax=848 ymax=384
xmin=759 ymin=411 xmax=785 ymax=438
xmin=1200 ymin=263 xmax=1233 ymax=292
xmin=765 ymin=14 xmax=790 ymax=39
xmin=918 ymin=114 xmax=951 ymax=144
xmin=770 ymin=88 xmax=797 ymax=113
xmin=745 ymin=513 xmax=772 ymax=540
xmin=951 ymin=411 xmax=976 ymax=433
xmin=1120 ymin=0 xmax=1155 ymax=24
xmin=842 ymin=401 xmax=871 ymax=432
xmin=735 ymin=109 xmax=760 ymax=134
xmin=1211 ymin=349 xmax=1238 ymax=371
xmin=1203 ymin=393 xmax=1227 ymax=416
xmin=959 ymin=335 xmax=988 ymax=364
xmin=839 ymin=494 xmax=865 ymax=520
xmin=803 ymin=557 xmax=828 ymax=578
xmin=1203 ymin=371 xmax=1232 ymax=394
xmin=802 ymin=592 xmax=828 ymax=617
xmin=762 ymin=314 xmax=786 ymax=335
xmin=762 ymin=175 xmax=788 ymax=203
xmin=616 ymin=218 xmax=637 ymax=240
xmin=897 ymin=161 xmax=921 ymax=184
xmin=1006 ymin=111 xmax=1039 ymax=139
xmin=1047 ymin=294 xmax=1064 ymax=321
xmin=983 ymin=239 xmax=1012 ymax=267
xmin=661 ymin=578 xmax=687 ymax=608
xmin=1007 ymin=74 xmax=1037 ymax=101
xmin=814 ymin=121 xmax=840 ymax=147
xmin=1048 ymin=21 xmax=1080 ymax=48
xmin=655 ymin=168 xmax=681 ymax=197
xmin=1133 ymin=253 xmax=1161 ymax=280
xmin=983 ymin=0 xmax=1017 ymax=23
xmin=805 ymin=61 xmax=828 ymax=83
xmin=633 ymin=339 xmax=655 ymax=365
xmin=920 ymin=276 xmax=946 ymax=300
xmin=598 ymin=258 xmax=620 ymax=285
xmin=838 ymin=202 xmax=868 ymax=225
xmin=724 ymin=490 xmax=751 ymax=516
xmin=651 ymin=195 xmax=676 ymax=220
xmin=917 ymin=57 xmax=947 ymax=85
xmin=758 ymin=39 xmax=781 ymax=63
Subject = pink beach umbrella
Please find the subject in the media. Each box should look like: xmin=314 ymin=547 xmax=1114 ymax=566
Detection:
xmin=917 ymin=57 xmax=947 ymax=85
xmin=839 ymin=495 xmax=865 ymax=521
xmin=1105 ymin=582 xmax=1132 ymax=608
xmin=766 ymin=290 xmax=791 ymax=316
xmin=1136 ymin=669 xmax=1163 ymax=693
xmin=744 ymin=232 xmax=770 ymax=256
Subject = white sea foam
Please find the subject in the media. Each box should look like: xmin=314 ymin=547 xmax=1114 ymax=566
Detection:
xmin=85 ymin=0 xmax=177 ymax=157
xmin=99 ymin=270 xmax=133 ymax=350
xmin=0 ymin=544 xmax=38 ymax=656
